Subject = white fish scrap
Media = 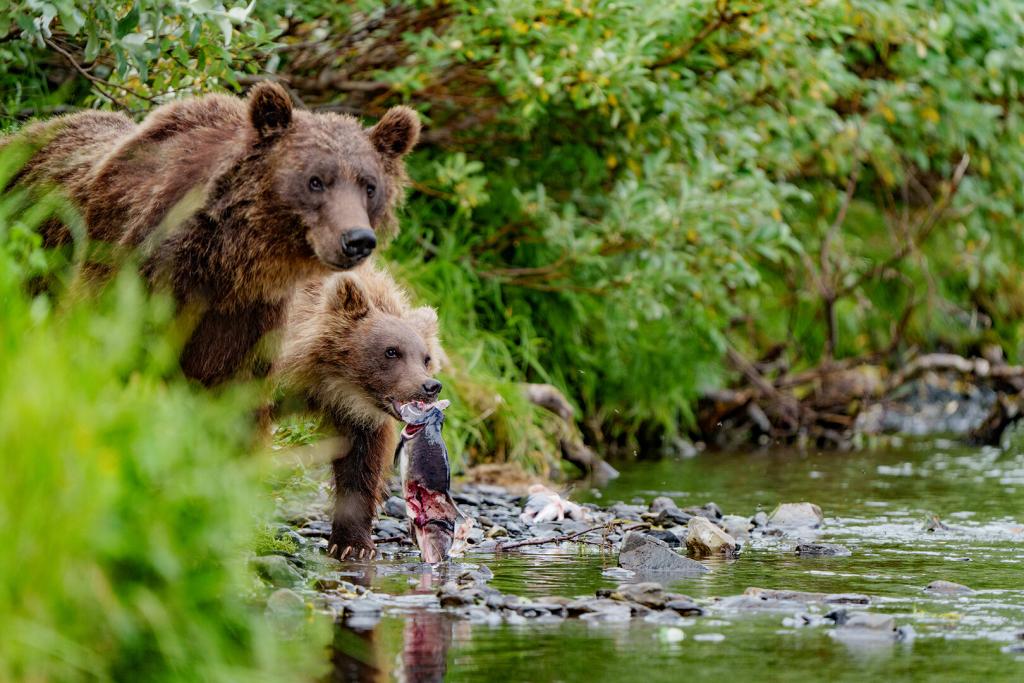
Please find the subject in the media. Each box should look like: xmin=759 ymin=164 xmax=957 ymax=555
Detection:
xmin=519 ymin=484 xmax=591 ymax=524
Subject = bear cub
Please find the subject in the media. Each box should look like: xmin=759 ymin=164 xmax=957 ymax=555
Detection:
xmin=274 ymin=264 xmax=443 ymax=558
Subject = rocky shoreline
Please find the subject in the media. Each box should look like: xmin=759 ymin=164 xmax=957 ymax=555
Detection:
xmin=253 ymin=482 xmax=939 ymax=644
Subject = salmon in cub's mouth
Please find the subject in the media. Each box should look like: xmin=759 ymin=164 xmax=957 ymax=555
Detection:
xmin=395 ymin=400 xmax=473 ymax=563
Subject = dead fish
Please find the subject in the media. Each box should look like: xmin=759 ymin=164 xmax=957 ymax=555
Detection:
xmin=519 ymin=484 xmax=590 ymax=524
xmin=396 ymin=399 xmax=472 ymax=562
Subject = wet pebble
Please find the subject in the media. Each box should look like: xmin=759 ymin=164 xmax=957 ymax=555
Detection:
xmin=250 ymin=555 xmax=302 ymax=587
xmin=683 ymin=502 xmax=723 ymax=521
xmin=644 ymin=529 xmax=682 ymax=547
xmin=382 ymin=496 xmax=406 ymax=518
xmin=720 ymin=515 xmax=753 ymax=540
xmin=485 ymin=524 xmax=508 ymax=539
xmin=795 ymin=543 xmax=851 ymax=557
xmin=609 ymin=582 xmax=667 ymax=609
xmin=665 ymin=599 xmax=705 ymax=616
xmin=619 ymin=532 xmax=709 ymax=575
xmin=266 ymin=587 xmax=304 ymax=616
xmin=649 ymin=496 xmax=678 ymax=514
xmin=924 ymin=580 xmax=974 ymax=594
xmin=686 ymin=516 xmax=738 ymax=558
xmin=769 ymin=502 xmax=824 ymax=529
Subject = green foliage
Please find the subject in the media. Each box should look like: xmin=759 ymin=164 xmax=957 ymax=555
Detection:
xmin=3 ymin=0 xmax=1024 ymax=459
xmin=0 ymin=157 xmax=326 ymax=681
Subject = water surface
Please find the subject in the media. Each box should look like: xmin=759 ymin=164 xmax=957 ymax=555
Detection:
xmin=330 ymin=443 xmax=1024 ymax=681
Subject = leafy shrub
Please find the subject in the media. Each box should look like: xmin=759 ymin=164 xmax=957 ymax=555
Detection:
xmin=4 ymin=1 xmax=1023 ymax=461
xmin=0 ymin=158 xmax=326 ymax=682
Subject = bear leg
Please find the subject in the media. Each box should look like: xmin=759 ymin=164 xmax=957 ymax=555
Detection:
xmin=328 ymin=419 xmax=394 ymax=560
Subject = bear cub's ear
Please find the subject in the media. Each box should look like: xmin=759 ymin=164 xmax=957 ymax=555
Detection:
xmin=369 ymin=106 xmax=421 ymax=159
xmin=325 ymin=274 xmax=371 ymax=319
xmin=248 ymin=81 xmax=293 ymax=138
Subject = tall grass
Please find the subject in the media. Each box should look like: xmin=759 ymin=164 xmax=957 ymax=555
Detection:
xmin=0 ymin=157 xmax=326 ymax=681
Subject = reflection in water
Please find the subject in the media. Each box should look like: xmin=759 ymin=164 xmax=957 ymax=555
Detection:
xmin=329 ymin=611 xmax=456 ymax=683
xmin=327 ymin=623 xmax=380 ymax=683
xmin=395 ymin=610 xmax=454 ymax=683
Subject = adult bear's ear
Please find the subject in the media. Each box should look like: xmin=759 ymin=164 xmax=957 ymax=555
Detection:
xmin=407 ymin=306 xmax=438 ymax=340
xmin=369 ymin=106 xmax=420 ymax=159
xmin=326 ymin=275 xmax=370 ymax=319
xmin=248 ymin=81 xmax=293 ymax=138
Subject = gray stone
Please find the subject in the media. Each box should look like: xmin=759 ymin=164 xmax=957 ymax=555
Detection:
xmin=769 ymin=502 xmax=824 ymax=529
xmin=924 ymin=580 xmax=974 ymax=594
xmin=618 ymin=532 xmax=709 ymax=575
xmin=266 ymin=587 xmax=305 ymax=616
xmin=842 ymin=612 xmax=896 ymax=632
xmin=485 ymin=524 xmax=508 ymax=539
xmin=297 ymin=520 xmax=332 ymax=538
xmin=744 ymin=587 xmax=869 ymax=605
xmin=373 ymin=518 xmax=405 ymax=537
xmin=650 ymin=496 xmax=678 ymax=513
xmin=383 ymin=496 xmax=406 ymax=518
xmin=644 ymin=529 xmax=682 ymax=547
xmin=665 ymin=599 xmax=705 ymax=616
xmin=567 ymin=597 xmax=630 ymax=616
xmin=752 ymin=511 xmax=770 ymax=528
xmin=579 ymin=604 xmax=632 ymax=623
xmin=250 ymin=555 xmax=302 ymax=587
xmin=656 ymin=508 xmax=693 ymax=526
xmin=721 ymin=515 xmax=753 ymax=540
xmin=609 ymin=502 xmax=646 ymax=520
xmin=682 ymin=502 xmax=723 ymax=520
xmin=609 ymin=582 xmax=667 ymax=608
xmin=686 ymin=516 xmax=738 ymax=557
xmin=438 ymin=582 xmax=483 ymax=608
xmin=466 ymin=527 xmax=485 ymax=543
xmin=796 ymin=543 xmax=851 ymax=557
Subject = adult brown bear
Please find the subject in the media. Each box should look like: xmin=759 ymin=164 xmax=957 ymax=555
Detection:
xmin=7 ymin=82 xmax=420 ymax=385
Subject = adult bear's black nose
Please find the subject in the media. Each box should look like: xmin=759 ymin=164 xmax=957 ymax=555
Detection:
xmin=341 ymin=228 xmax=376 ymax=260
xmin=422 ymin=379 xmax=442 ymax=398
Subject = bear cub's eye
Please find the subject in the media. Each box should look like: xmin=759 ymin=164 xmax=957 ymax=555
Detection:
xmin=365 ymin=183 xmax=376 ymax=199
xmin=424 ymin=355 xmax=432 ymax=368
xmin=308 ymin=176 xmax=325 ymax=192
xmin=385 ymin=347 xmax=399 ymax=359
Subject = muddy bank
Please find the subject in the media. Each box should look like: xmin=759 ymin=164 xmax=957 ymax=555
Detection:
xmin=697 ymin=353 xmax=1024 ymax=449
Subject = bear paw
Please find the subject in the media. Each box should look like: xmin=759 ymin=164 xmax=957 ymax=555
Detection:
xmin=327 ymin=533 xmax=377 ymax=561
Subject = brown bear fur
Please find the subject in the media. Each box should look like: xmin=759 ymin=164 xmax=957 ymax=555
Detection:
xmin=275 ymin=263 xmax=443 ymax=558
xmin=5 ymin=83 xmax=420 ymax=386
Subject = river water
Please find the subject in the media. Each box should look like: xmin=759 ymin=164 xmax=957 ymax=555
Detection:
xmin=326 ymin=442 xmax=1024 ymax=681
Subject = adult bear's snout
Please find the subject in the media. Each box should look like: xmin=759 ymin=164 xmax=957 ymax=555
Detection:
xmin=340 ymin=228 xmax=377 ymax=261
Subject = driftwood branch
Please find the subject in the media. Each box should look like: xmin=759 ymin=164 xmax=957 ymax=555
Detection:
xmin=522 ymin=383 xmax=619 ymax=482
xmin=496 ymin=522 xmax=648 ymax=551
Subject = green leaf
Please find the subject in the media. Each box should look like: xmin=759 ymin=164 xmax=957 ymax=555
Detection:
xmin=114 ymin=4 xmax=140 ymax=39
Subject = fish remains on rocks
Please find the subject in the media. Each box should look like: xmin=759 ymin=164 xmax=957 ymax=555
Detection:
xmin=396 ymin=400 xmax=473 ymax=563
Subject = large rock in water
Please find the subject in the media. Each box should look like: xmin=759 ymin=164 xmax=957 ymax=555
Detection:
xmin=769 ymin=502 xmax=824 ymax=529
xmin=619 ymin=532 xmax=709 ymax=575
xmin=686 ymin=516 xmax=738 ymax=557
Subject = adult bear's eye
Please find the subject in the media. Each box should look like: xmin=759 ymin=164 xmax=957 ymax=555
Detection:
xmin=308 ymin=176 xmax=324 ymax=192
xmin=365 ymin=183 xmax=376 ymax=199
xmin=385 ymin=347 xmax=399 ymax=359
xmin=424 ymin=355 xmax=431 ymax=367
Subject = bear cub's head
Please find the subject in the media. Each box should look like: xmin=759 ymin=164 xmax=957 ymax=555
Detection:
xmin=247 ymin=82 xmax=420 ymax=270
xmin=279 ymin=267 xmax=442 ymax=428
